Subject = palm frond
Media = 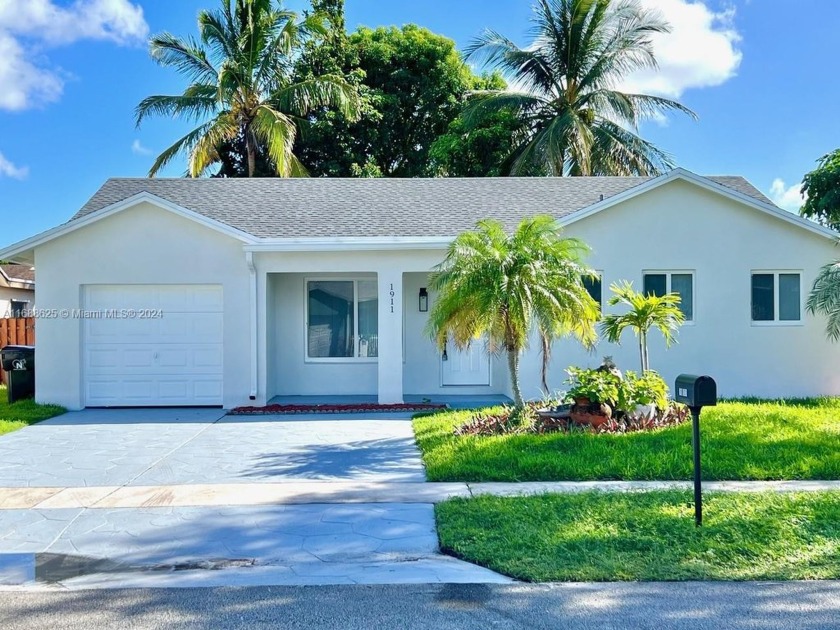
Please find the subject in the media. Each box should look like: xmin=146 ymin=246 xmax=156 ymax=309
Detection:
xmin=251 ymin=104 xmax=298 ymax=177
xmin=147 ymin=120 xmax=215 ymax=178
xmin=273 ymin=75 xmax=360 ymax=120
xmin=135 ymin=84 xmax=218 ymax=126
xmin=188 ymin=113 xmax=239 ymax=177
xmin=807 ymin=260 xmax=840 ymax=341
xmin=149 ymin=33 xmax=218 ymax=83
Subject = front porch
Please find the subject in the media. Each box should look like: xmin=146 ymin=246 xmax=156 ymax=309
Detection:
xmin=256 ymin=249 xmax=510 ymax=406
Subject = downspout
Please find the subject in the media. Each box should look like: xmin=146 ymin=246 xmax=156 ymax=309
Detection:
xmin=246 ymin=251 xmax=258 ymax=401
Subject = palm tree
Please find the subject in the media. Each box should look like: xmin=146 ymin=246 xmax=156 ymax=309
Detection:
xmin=464 ymin=0 xmax=696 ymax=176
xmin=136 ymin=0 xmax=359 ymax=178
xmin=600 ymin=281 xmax=685 ymax=372
xmin=427 ymin=216 xmax=600 ymax=409
xmin=807 ymin=260 xmax=840 ymax=341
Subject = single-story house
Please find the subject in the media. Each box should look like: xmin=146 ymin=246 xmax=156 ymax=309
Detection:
xmin=0 ymin=264 xmax=35 ymax=318
xmin=0 ymin=168 xmax=837 ymax=410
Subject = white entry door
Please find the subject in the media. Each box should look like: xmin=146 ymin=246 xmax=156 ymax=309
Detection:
xmin=83 ymin=285 xmax=224 ymax=407
xmin=441 ymin=340 xmax=491 ymax=386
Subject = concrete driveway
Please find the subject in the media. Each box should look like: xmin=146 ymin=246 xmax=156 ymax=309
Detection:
xmin=0 ymin=409 xmax=513 ymax=587
xmin=0 ymin=408 xmax=426 ymax=488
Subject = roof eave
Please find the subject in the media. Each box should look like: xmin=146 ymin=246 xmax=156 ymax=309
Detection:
xmin=559 ymin=168 xmax=839 ymax=242
xmin=0 ymin=191 xmax=259 ymax=263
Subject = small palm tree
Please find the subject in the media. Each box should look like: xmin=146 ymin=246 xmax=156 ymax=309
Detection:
xmin=136 ymin=0 xmax=359 ymax=177
xmin=427 ymin=216 xmax=600 ymax=409
xmin=807 ymin=260 xmax=840 ymax=341
xmin=600 ymin=281 xmax=685 ymax=372
xmin=464 ymin=0 xmax=696 ymax=176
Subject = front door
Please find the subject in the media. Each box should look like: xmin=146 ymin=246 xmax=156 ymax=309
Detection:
xmin=441 ymin=340 xmax=491 ymax=386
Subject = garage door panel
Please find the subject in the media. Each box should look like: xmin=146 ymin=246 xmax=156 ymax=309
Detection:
xmin=86 ymin=344 xmax=223 ymax=375
xmin=159 ymin=286 xmax=224 ymax=312
xmin=158 ymin=313 xmax=223 ymax=342
xmin=83 ymin=285 xmax=224 ymax=407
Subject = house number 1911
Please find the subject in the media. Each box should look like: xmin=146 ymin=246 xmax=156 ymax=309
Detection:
xmin=390 ymin=284 xmax=396 ymax=313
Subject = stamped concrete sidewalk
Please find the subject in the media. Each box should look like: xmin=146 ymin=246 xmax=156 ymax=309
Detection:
xmin=2 ymin=480 xmax=839 ymax=510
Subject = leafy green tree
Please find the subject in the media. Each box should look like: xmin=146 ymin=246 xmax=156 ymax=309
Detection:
xmin=464 ymin=0 xmax=695 ymax=176
xmin=428 ymin=74 xmax=531 ymax=177
xmin=600 ymin=281 xmax=685 ymax=372
xmin=427 ymin=216 xmax=600 ymax=409
xmin=801 ymin=149 xmax=840 ymax=229
xmin=296 ymin=24 xmax=481 ymax=177
xmin=807 ymin=260 xmax=840 ymax=341
xmin=136 ymin=0 xmax=358 ymax=177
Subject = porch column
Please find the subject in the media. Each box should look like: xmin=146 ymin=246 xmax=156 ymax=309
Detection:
xmin=377 ymin=269 xmax=404 ymax=404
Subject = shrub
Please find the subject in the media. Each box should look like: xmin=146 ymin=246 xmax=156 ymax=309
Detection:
xmin=565 ymin=367 xmax=670 ymax=412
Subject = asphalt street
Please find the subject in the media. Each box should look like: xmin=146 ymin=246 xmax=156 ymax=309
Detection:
xmin=1 ymin=581 xmax=838 ymax=629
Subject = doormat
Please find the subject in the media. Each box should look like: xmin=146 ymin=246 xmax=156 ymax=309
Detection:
xmin=230 ymin=403 xmax=448 ymax=415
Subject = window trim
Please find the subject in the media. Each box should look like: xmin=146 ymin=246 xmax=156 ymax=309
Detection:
xmin=750 ymin=270 xmax=803 ymax=327
xmin=304 ymin=276 xmax=379 ymax=363
xmin=641 ymin=270 xmax=696 ymax=324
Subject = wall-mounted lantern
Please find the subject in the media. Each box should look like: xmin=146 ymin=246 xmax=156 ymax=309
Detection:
xmin=419 ymin=288 xmax=429 ymax=312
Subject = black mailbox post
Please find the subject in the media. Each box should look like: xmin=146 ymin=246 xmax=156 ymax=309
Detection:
xmin=1 ymin=345 xmax=35 ymax=404
xmin=675 ymin=374 xmax=717 ymax=527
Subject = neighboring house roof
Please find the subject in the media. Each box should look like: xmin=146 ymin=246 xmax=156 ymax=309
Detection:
xmin=0 ymin=264 xmax=35 ymax=287
xmin=71 ymin=174 xmax=775 ymax=240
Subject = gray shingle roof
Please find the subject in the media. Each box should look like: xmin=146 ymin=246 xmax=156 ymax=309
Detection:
xmin=72 ymin=175 xmax=774 ymax=239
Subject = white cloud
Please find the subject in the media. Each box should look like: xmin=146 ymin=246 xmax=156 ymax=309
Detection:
xmin=131 ymin=139 xmax=152 ymax=156
xmin=0 ymin=151 xmax=29 ymax=179
xmin=619 ymin=0 xmax=743 ymax=99
xmin=0 ymin=0 xmax=148 ymax=111
xmin=0 ymin=33 xmax=63 ymax=111
xmin=770 ymin=178 xmax=807 ymax=213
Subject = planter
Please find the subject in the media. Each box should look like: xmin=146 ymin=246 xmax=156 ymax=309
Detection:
xmin=570 ymin=401 xmax=612 ymax=429
xmin=537 ymin=404 xmax=572 ymax=420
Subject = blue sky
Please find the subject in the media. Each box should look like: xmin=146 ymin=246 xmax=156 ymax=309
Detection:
xmin=0 ymin=0 xmax=838 ymax=245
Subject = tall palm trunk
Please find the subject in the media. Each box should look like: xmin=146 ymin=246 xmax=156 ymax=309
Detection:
xmin=245 ymin=126 xmax=257 ymax=178
xmin=507 ymin=348 xmax=524 ymax=409
xmin=639 ymin=331 xmax=648 ymax=372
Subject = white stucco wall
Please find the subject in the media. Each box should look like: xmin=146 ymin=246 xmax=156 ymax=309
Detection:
xmin=23 ymin=176 xmax=840 ymax=408
xmin=33 ymin=202 xmax=252 ymax=409
xmin=517 ymin=179 xmax=840 ymax=400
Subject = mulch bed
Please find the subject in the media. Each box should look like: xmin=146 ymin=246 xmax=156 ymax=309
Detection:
xmin=230 ymin=402 xmax=448 ymax=415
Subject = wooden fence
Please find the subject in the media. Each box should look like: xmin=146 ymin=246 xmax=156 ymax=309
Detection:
xmin=0 ymin=318 xmax=35 ymax=385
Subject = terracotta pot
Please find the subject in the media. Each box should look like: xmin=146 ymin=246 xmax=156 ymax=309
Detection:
xmin=570 ymin=410 xmax=610 ymax=429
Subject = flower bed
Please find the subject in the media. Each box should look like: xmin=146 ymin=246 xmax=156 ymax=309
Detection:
xmin=231 ymin=402 xmax=448 ymax=415
xmin=455 ymin=402 xmax=689 ymax=436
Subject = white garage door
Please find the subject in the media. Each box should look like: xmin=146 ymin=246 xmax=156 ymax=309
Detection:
xmin=83 ymin=285 xmax=224 ymax=407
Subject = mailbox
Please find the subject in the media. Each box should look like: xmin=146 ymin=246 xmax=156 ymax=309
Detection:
xmin=675 ymin=374 xmax=717 ymax=409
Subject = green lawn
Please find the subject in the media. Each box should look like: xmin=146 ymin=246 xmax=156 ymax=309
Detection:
xmin=413 ymin=400 xmax=840 ymax=481
xmin=0 ymin=386 xmax=66 ymax=437
xmin=436 ymin=491 xmax=840 ymax=582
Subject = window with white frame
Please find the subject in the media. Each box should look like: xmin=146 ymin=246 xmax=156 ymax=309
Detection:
xmin=306 ymin=279 xmax=378 ymax=360
xmin=643 ymin=271 xmax=694 ymax=321
xmin=751 ymin=272 xmax=801 ymax=323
